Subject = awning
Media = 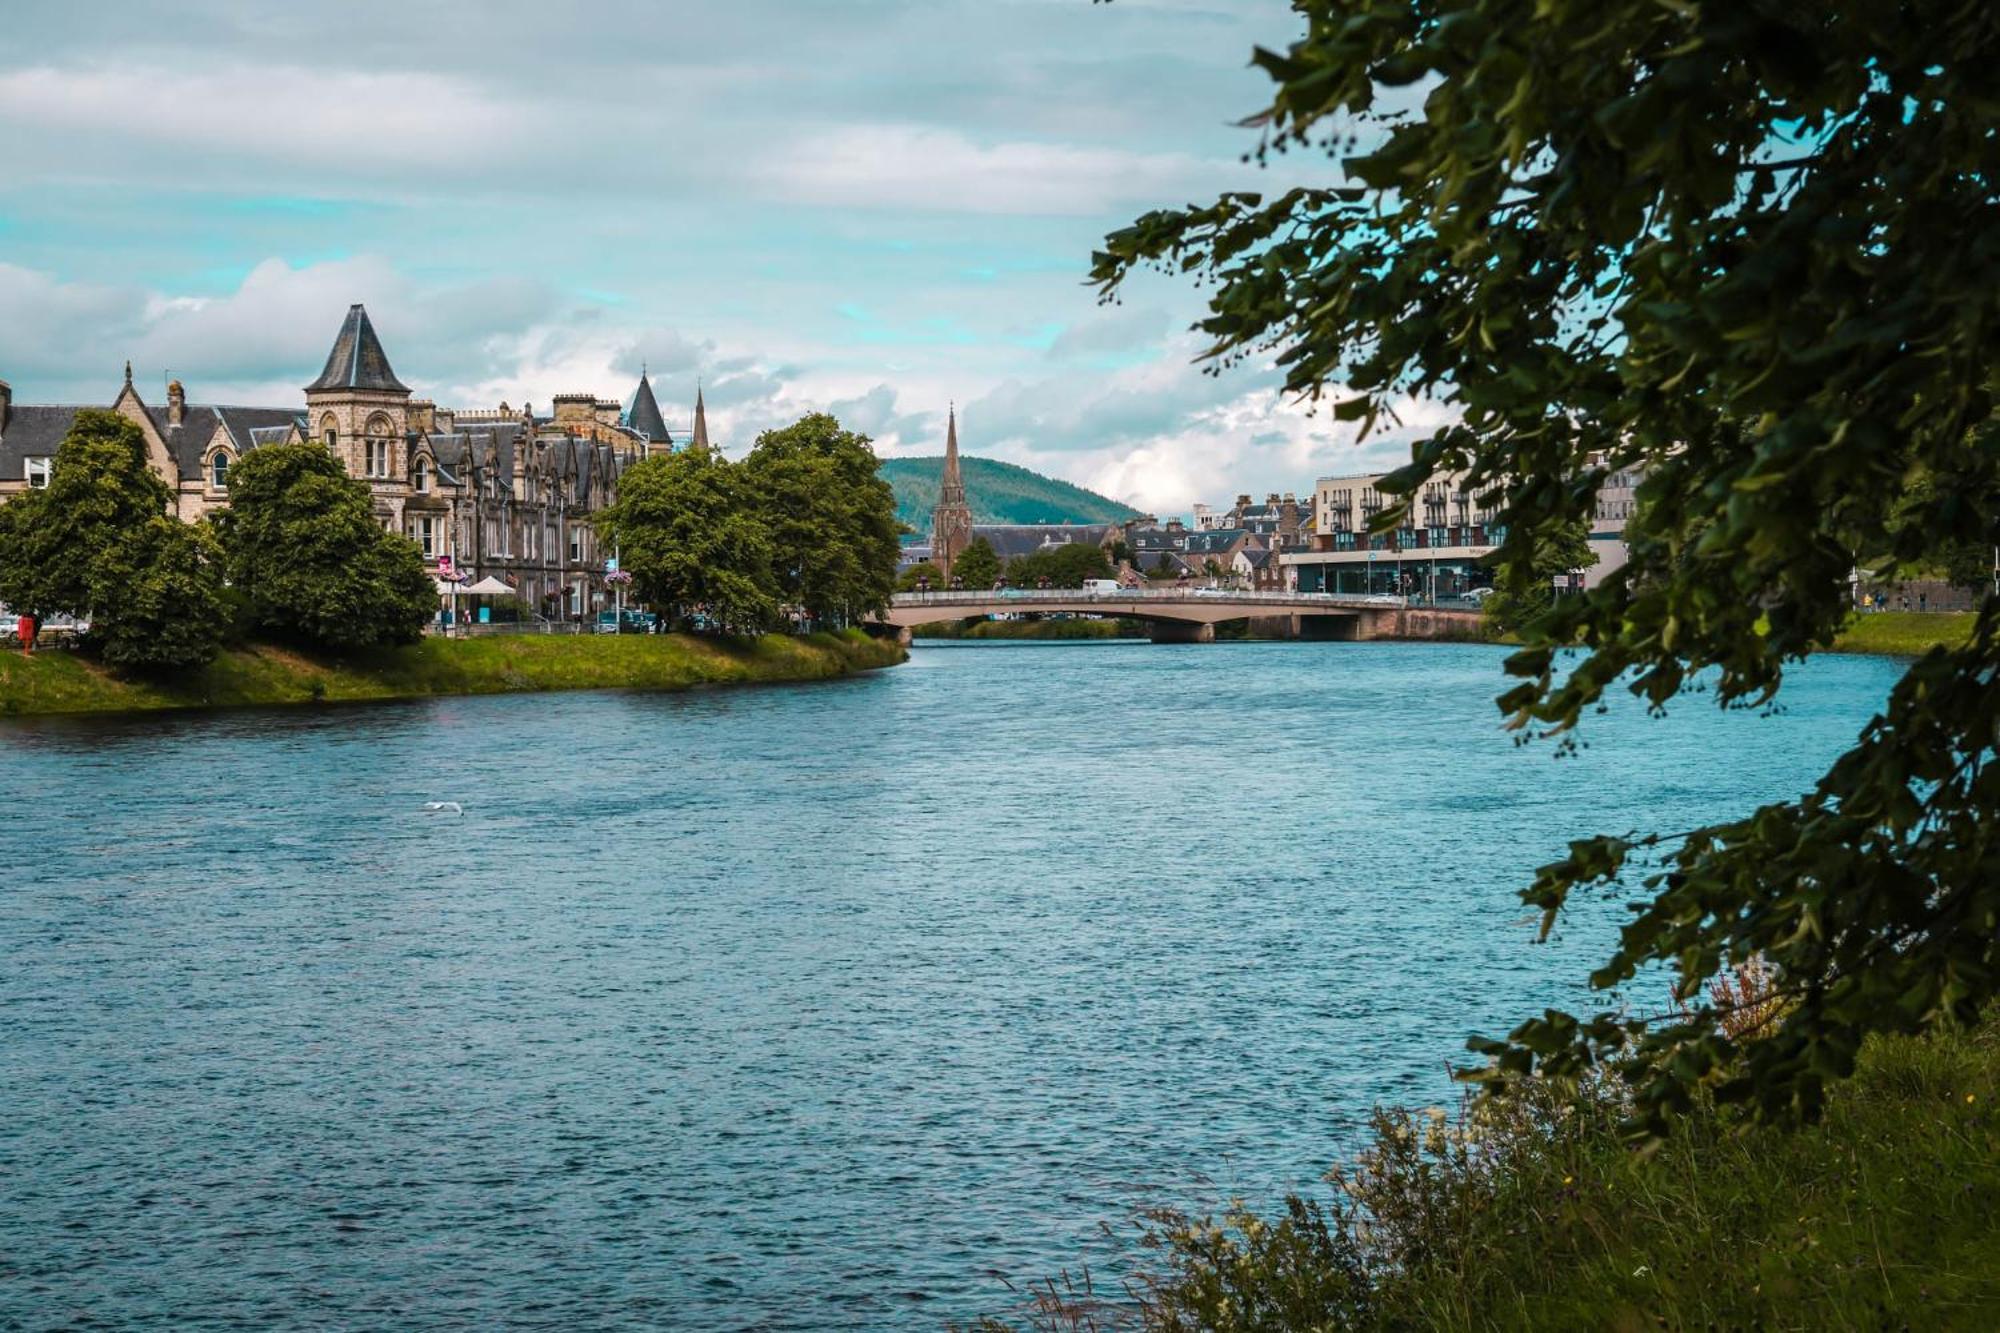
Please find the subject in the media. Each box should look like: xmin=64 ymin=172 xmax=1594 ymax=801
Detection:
xmin=433 ymin=578 xmax=462 ymax=595
xmin=460 ymin=576 xmax=515 ymax=596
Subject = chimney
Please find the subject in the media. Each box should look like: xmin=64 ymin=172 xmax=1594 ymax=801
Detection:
xmin=167 ymin=379 xmax=186 ymax=428
xmin=1235 ymin=493 xmax=1251 ymax=508
xmin=1266 ymin=492 xmax=1281 ymax=505
xmin=0 ymin=379 xmax=10 ymax=433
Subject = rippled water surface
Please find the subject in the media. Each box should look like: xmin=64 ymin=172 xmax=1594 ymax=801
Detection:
xmin=0 ymin=640 xmax=1903 ymax=1329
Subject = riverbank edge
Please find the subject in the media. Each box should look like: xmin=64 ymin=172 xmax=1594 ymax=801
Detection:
xmin=0 ymin=629 xmax=906 ymax=717
xmin=911 ymin=609 xmax=1974 ymax=655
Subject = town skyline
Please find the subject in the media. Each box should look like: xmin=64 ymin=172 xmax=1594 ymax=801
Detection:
xmin=0 ymin=0 xmax=1446 ymax=516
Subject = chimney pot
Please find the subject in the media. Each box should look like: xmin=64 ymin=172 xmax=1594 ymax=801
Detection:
xmin=167 ymin=379 xmax=186 ymax=428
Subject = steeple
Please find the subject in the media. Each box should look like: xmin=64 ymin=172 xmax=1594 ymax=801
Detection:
xmin=690 ymin=382 xmax=711 ymax=454
xmin=929 ymin=402 xmax=974 ymax=580
xmin=305 ymin=303 xmax=409 ymax=394
xmin=626 ymin=369 xmax=669 ymax=444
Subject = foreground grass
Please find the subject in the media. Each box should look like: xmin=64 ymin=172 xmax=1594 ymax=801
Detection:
xmin=1830 ymin=610 xmax=1976 ymax=657
xmin=981 ymin=1021 xmax=2000 ymax=1331
xmin=0 ymin=629 xmax=904 ymax=716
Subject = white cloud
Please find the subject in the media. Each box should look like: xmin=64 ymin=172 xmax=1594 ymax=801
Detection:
xmin=749 ymin=124 xmax=1241 ymax=216
xmin=0 ymin=64 xmax=530 ymax=172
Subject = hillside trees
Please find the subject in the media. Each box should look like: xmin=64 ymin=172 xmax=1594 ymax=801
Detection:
xmin=214 ymin=443 xmax=436 ymax=651
xmin=0 ymin=409 xmax=225 ymax=670
xmin=1094 ymin=0 xmax=2000 ymax=1130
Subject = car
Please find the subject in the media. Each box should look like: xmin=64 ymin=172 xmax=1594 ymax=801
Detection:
xmin=1463 ymin=586 xmax=1496 ymax=603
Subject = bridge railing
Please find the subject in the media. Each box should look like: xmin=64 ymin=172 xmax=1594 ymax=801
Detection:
xmin=887 ymin=588 xmax=1408 ymax=608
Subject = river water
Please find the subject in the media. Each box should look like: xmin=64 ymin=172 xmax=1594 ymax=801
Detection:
xmin=0 ymin=640 xmax=1902 ymax=1329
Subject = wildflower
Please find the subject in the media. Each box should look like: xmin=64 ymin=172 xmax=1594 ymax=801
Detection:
xmin=1563 ymin=1175 xmax=1574 ymax=1186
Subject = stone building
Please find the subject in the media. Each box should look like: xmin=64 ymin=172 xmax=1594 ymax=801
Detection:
xmin=0 ymin=302 xmax=700 ymax=620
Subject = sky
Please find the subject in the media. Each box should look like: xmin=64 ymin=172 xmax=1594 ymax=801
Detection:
xmin=0 ymin=0 xmax=1433 ymax=515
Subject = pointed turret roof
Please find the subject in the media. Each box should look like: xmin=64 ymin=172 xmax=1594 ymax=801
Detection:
xmin=626 ymin=369 xmax=669 ymax=442
xmin=691 ymin=383 xmax=710 ymax=452
xmin=306 ymin=303 xmax=409 ymax=394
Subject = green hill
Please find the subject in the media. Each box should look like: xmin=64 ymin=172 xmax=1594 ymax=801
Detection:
xmin=879 ymin=455 xmax=1141 ymax=537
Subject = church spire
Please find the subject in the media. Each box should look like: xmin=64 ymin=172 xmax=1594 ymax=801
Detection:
xmin=690 ymin=381 xmax=711 ymax=454
xmin=930 ymin=402 xmax=974 ymax=580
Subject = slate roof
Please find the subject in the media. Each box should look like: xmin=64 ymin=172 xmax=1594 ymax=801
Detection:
xmin=625 ymin=372 xmax=669 ymax=443
xmin=305 ymin=304 xmax=410 ymax=394
xmin=970 ymin=522 xmax=1117 ymax=561
xmin=0 ymin=405 xmax=89 ymax=479
xmin=2 ymin=401 xmax=301 ymax=484
xmin=1182 ymin=528 xmax=1251 ymax=555
xmin=157 ymin=405 xmax=303 ymax=478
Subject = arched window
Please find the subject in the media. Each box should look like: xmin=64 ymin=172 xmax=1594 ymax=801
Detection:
xmin=321 ymin=414 xmax=338 ymax=448
xmin=413 ymin=457 xmax=430 ymax=494
xmin=211 ymin=451 xmax=230 ymax=489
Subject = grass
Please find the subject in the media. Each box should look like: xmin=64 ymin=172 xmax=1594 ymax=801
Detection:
xmin=0 ymin=629 xmax=905 ymax=716
xmin=978 ymin=1019 xmax=2000 ymax=1331
xmin=1830 ymin=610 xmax=1976 ymax=657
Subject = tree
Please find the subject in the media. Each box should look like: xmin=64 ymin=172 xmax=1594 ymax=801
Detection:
xmin=596 ymin=450 xmax=776 ymax=633
xmin=0 ymin=409 xmax=173 ymax=622
xmin=214 ymin=443 xmax=436 ymax=652
xmin=898 ymin=560 xmax=944 ymax=591
xmin=0 ymin=408 xmax=225 ymax=671
xmin=743 ymin=413 xmax=901 ymax=624
xmin=952 ymin=537 xmax=1000 ymax=590
xmin=1479 ymin=519 xmax=1597 ymax=632
xmin=88 ymin=517 xmax=228 ymax=672
xmin=1010 ymin=542 xmax=1113 ymax=589
xmin=1094 ymin=1 xmax=2000 ymax=1132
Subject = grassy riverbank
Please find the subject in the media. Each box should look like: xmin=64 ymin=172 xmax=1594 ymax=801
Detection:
xmin=1831 ymin=610 xmax=1976 ymax=656
xmin=0 ymin=629 xmax=904 ymax=716
xmin=985 ymin=1019 xmax=2000 ymax=1330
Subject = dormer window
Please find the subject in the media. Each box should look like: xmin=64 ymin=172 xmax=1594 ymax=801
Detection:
xmin=25 ymin=457 xmax=51 ymax=488
xmin=413 ymin=458 xmax=430 ymax=494
xmin=210 ymin=452 xmax=230 ymax=489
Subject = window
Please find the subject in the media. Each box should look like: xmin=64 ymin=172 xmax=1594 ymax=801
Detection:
xmin=25 ymin=457 xmax=51 ymax=488
xmin=409 ymin=515 xmax=436 ymax=558
xmin=366 ymin=439 xmax=389 ymax=478
xmin=567 ymin=524 xmax=582 ymax=563
xmin=211 ymin=452 xmax=230 ymax=489
xmin=413 ymin=458 xmax=430 ymax=494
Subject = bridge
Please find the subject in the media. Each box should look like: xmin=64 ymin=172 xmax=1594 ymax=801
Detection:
xmin=872 ymin=588 xmax=1415 ymax=643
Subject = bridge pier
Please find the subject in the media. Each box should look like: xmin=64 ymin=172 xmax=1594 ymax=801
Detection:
xmin=1146 ymin=621 xmax=1216 ymax=644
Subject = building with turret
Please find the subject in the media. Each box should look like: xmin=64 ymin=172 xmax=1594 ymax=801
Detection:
xmin=0 ymin=302 xmax=705 ymax=619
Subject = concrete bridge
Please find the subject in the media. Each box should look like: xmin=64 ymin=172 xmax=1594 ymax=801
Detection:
xmin=872 ymin=588 xmax=1420 ymax=643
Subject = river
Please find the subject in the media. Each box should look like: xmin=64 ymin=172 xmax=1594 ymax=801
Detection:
xmin=0 ymin=640 xmax=1902 ymax=1329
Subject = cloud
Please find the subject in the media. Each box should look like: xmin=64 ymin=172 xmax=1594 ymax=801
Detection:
xmin=0 ymin=64 xmax=531 ymax=175
xmin=748 ymin=124 xmax=1240 ymax=216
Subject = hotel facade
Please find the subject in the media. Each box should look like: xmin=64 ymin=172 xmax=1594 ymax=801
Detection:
xmin=0 ymin=304 xmax=708 ymax=618
xmin=1279 ymin=466 xmax=1635 ymax=597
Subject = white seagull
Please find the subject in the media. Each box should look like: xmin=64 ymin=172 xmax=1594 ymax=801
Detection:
xmin=421 ymin=801 xmax=464 ymax=816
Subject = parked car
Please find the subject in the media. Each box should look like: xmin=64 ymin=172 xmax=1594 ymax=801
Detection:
xmin=1464 ymin=586 xmax=1496 ymax=603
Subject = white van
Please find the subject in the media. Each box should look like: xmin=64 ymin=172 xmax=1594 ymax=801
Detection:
xmin=1081 ymin=579 xmax=1123 ymax=595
